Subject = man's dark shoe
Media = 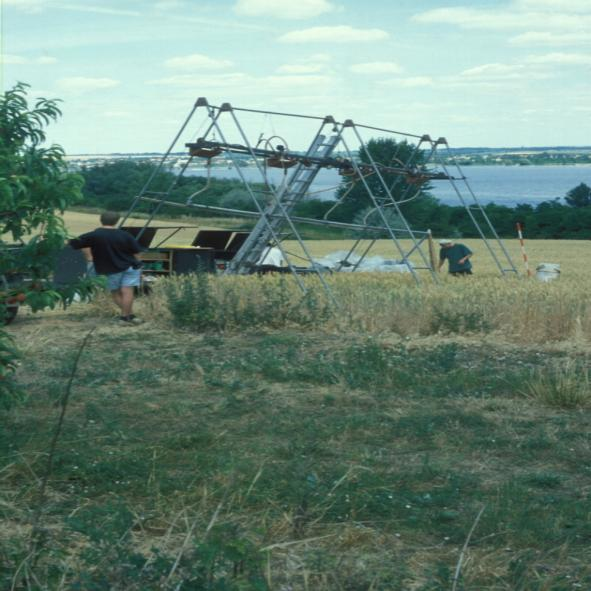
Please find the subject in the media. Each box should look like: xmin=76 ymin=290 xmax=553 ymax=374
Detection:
xmin=117 ymin=314 xmax=144 ymax=325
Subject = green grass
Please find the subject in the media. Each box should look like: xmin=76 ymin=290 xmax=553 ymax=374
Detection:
xmin=2 ymin=315 xmax=591 ymax=589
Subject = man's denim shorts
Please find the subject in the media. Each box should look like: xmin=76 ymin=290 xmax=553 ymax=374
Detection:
xmin=106 ymin=267 xmax=141 ymax=291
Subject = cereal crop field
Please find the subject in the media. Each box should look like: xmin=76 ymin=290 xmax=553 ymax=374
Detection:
xmin=63 ymin=210 xmax=587 ymax=277
xmin=2 ymin=212 xmax=591 ymax=590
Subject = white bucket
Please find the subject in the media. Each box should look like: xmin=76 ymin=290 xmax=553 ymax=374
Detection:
xmin=536 ymin=263 xmax=560 ymax=282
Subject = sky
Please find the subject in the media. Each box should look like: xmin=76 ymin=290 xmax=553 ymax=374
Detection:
xmin=1 ymin=0 xmax=590 ymax=153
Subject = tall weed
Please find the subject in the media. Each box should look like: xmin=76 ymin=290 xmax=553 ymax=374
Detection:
xmin=163 ymin=273 xmax=333 ymax=331
xmin=521 ymin=360 xmax=591 ymax=408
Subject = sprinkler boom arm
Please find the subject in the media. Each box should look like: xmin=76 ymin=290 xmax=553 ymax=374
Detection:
xmin=186 ymin=139 xmax=459 ymax=183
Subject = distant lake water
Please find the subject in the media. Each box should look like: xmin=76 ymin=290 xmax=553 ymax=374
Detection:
xmin=186 ymin=164 xmax=591 ymax=207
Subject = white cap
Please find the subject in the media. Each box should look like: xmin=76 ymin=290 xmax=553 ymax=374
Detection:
xmin=438 ymin=239 xmax=453 ymax=245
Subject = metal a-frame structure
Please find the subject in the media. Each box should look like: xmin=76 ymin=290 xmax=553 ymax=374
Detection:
xmin=121 ymin=98 xmax=518 ymax=303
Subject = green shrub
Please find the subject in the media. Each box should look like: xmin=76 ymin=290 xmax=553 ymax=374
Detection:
xmin=0 ymin=327 xmax=20 ymax=408
xmin=163 ymin=274 xmax=333 ymax=331
xmin=522 ymin=360 xmax=591 ymax=408
xmin=165 ymin=272 xmax=218 ymax=330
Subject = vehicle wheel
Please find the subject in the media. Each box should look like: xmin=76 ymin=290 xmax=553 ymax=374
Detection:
xmin=3 ymin=305 xmax=18 ymax=325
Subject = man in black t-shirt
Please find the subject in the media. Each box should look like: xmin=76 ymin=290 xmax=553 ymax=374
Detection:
xmin=438 ymin=239 xmax=473 ymax=275
xmin=70 ymin=212 xmax=143 ymax=324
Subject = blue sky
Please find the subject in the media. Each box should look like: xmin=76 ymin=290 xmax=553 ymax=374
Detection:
xmin=1 ymin=0 xmax=590 ymax=153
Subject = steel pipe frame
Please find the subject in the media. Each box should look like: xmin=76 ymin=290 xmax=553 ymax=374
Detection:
xmin=199 ymin=101 xmax=343 ymax=299
xmin=335 ymin=127 xmax=436 ymax=284
xmin=431 ymin=142 xmax=518 ymax=275
xmin=223 ymin=108 xmax=343 ymax=303
xmin=122 ymin=97 xmax=516 ymax=305
xmin=185 ymin=110 xmax=442 ymax=282
xmin=138 ymin=196 xmax=428 ymax=236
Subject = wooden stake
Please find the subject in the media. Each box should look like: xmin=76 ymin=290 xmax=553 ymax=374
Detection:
xmin=516 ymin=222 xmax=532 ymax=277
xmin=427 ymin=229 xmax=437 ymax=272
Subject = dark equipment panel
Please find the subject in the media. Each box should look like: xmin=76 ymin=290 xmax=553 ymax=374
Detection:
xmin=191 ymin=230 xmax=251 ymax=261
xmin=171 ymin=248 xmax=215 ymax=274
xmin=191 ymin=230 xmax=233 ymax=250
xmin=53 ymin=246 xmax=88 ymax=286
xmin=121 ymin=226 xmax=157 ymax=249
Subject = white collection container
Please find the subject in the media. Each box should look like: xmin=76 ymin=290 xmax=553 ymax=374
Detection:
xmin=536 ymin=263 xmax=560 ymax=282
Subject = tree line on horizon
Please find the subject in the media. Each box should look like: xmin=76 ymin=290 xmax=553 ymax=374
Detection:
xmin=77 ymin=144 xmax=591 ymax=240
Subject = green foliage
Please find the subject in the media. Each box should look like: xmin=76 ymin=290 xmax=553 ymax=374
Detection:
xmin=0 ymin=82 xmax=102 ymax=406
xmin=521 ymin=360 xmax=591 ymax=408
xmin=429 ymin=305 xmax=492 ymax=334
xmin=164 ymin=274 xmax=333 ymax=331
xmin=352 ymin=206 xmax=407 ymax=237
xmin=75 ymin=144 xmax=591 ymax=239
xmin=79 ymin=160 xmax=264 ymax=217
xmin=0 ymin=328 xmax=20 ymax=407
xmin=564 ymin=182 xmax=591 ymax=208
xmin=330 ymin=138 xmax=435 ymax=223
xmin=166 ymin=272 xmax=218 ymax=330
xmin=65 ymin=504 xmax=268 ymax=589
xmin=0 ymin=82 xmax=83 ymax=241
xmin=0 ymin=82 xmax=94 ymax=291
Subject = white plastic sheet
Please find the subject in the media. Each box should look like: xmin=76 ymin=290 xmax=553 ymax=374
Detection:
xmin=312 ymin=250 xmax=413 ymax=273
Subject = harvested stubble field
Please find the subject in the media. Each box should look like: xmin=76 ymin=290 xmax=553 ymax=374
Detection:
xmin=2 ymin=221 xmax=591 ymax=589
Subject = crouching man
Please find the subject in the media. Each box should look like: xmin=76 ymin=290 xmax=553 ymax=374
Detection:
xmin=438 ymin=239 xmax=473 ymax=276
xmin=70 ymin=211 xmax=143 ymax=324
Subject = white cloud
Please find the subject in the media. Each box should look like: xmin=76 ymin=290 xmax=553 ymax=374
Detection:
xmin=3 ymin=0 xmax=49 ymax=13
xmin=56 ymin=77 xmax=120 ymax=92
xmin=147 ymin=71 xmax=333 ymax=93
xmin=57 ymin=3 xmax=141 ymax=17
xmin=165 ymin=54 xmax=233 ymax=70
xmin=412 ymin=6 xmax=591 ymax=31
xmin=154 ymin=0 xmax=185 ymax=10
xmin=378 ymin=76 xmax=433 ymax=88
xmin=264 ymin=74 xmax=332 ymax=88
xmin=413 ymin=7 xmax=520 ymax=29
xmin=5 ymin=0 xmax=140 ymax=16
xmin=460 ymin=63 xmax=526 ymax=78
xmin=442 ymin=61 xmax=554 ymax=88
xmin=279 ymin=26 xmax=388 ymax=44
xmin=1 ymin=54 xmax=57 ymax=65
xmin=515 ymin=0 xmax=591 ymax=13
xmin=277 ymin=64 xmax=326 ymax=74
xmin=526 ymin=52 xmax=591 ymax=65
xmin=147 ymin=73 xmax=248 ymax=88
xmin=509 ymin=31 xmax=591 ymax=46
xmin=396 ymin=76 xmax=433 ymax=88
xmin=1 ymin=54 xmax=28 ymax=65
xmin=277 ymin=53 xmax=332 ymax=74
xmin=234 ymin=0 xmax=336 ymax=19
xmin=38 ymin=56 xmax=58 ymax=64
xmin=350 ymin=61 xmax=403 ymax=75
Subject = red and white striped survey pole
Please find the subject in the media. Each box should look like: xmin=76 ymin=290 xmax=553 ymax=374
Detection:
xmin=516 ymin=222 xmax=532 ymax=277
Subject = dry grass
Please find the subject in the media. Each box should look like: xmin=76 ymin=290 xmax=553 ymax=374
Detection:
xmin=138 ymin=272 xmax=591 ymax=346
xmin=3 ymin=308 xmax=591 ymax=589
